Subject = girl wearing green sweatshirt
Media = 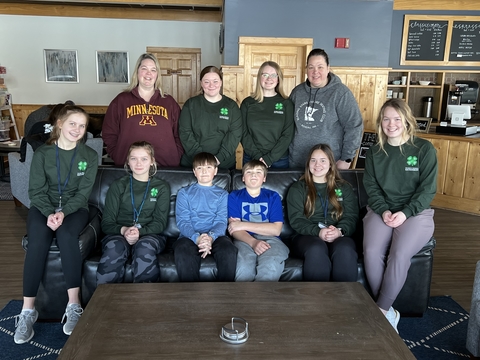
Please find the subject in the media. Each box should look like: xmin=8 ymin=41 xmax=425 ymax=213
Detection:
xmin=363 ymin=99 xmax=438 ymax=333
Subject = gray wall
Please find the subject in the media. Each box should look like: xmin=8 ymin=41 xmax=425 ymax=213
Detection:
xmin=223 ymin=0 xmax=394 ymax=67
xmin=389 ymin=10 xmax=480 ymax=70
xmin=0 ymin=15 xmax=221 ymax=105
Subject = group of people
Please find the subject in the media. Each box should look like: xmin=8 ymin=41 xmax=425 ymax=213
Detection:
xmin=13 ymin=48 xmax=437 ymax=345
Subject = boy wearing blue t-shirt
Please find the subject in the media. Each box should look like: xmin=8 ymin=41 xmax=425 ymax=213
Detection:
xmin=228 ymin=160 xmax=289 ymax=281
xmin=174 ymin=152 xmax=237 ymax=281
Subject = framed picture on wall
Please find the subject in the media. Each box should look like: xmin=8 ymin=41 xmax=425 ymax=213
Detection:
xmin=44 ymin=49 xmax=79 ymax=83
xmin=416 ymin=117 xmax=433 ymax=133
xmin=96 ymin=51 xmax=129 ymax=84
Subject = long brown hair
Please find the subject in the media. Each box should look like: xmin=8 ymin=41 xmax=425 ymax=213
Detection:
xmin=46 ymin=105 xmax=89 ymax=145
xmin=300 ymin=144 xmax=344 ymax=219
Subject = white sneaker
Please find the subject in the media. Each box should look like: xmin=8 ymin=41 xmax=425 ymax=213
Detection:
xmin=62 ymin=303 xmax=83 ymax=335
xmin=14 ymin=309 xmax=38 ymax=344
xmin=385 ymin=306 xmax=400 ymax=333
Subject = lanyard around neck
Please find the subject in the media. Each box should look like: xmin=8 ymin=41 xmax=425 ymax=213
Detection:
xmin=56 ymin=143 xmax=77 ymax=200
xmin=317 ymin=190 xmax=329 ymax=222
xmin=130 ymin=175 xmax=150 ymax=226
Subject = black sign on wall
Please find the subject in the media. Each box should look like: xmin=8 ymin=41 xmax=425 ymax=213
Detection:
xmin=401 ymin=15 xmax=480 ymax=66
xmin=405 ymin=20 xmax=448 ymax=61
xmin=354 ymin=131 xmax=378 ymax=169
xmin=449 ymin=21 xmax=480 ymax=62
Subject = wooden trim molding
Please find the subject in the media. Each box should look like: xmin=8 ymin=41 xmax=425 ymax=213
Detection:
xmin=25 ymin=0 xmax=223 ymax=6
xmin=394 ymin=0 xmax=480 ymax=11
xmin=0 ymin=2 xmax=222 ymax=22
xmin=2 ymin=104 xmax=108 ymax=137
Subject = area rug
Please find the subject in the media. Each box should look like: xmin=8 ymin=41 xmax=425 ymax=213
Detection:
xmin=0 ymin=296 xmax=471 ymax=359
xmin=399 ymin=295 xmax=470 ymax=359
xmin=0 ymin=181 xmax=13 ymax=201
xmin=0 ymin=300 xmax=67 ymax=359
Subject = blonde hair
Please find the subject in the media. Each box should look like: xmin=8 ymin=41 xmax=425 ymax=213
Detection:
xmin=253 ymin=61 xmax=287 ymax=102
xmin=301 ymin=144 xmax=344 ymax=220
xmin=126 ymin=53 xmax=164 ymax=97
xmin=375 ymin=98 xmax=417 ymax=153
xmin=46 ymin=105 xmax=89 ymax=145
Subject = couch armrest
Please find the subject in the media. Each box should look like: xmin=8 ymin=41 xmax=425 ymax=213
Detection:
xmin=8 ymin=145 xmax=32 ymax=208
xmin=22 ymin=205 xmax=102 ymax=260
xmin=85 ymin=137 xmax=103 ymax=165
xmin=78 ymin=205 xmax=102 ymax=259
xmin=467 ymin=260 xmax=480 ymax=356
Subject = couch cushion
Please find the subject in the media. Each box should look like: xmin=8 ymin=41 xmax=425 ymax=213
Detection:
xmin=89 ymin=167 xmax=231 ymax=239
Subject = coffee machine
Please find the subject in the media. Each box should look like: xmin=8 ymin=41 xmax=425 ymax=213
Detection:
xmin=455 ymin=80 xmax=479 ymax=108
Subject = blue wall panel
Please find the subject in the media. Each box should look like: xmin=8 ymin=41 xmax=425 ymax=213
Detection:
xmin=224 ymin=0 xmax=393 ymax=67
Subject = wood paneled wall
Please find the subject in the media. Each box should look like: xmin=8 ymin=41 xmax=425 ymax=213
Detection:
xmin=422 ymin=133 xmax=480 ymax=215
xmin=331 ymin=67 xmax=388 ymax=131
xmin=222 ymin=66 xmax=389 ymax=131
xmin=3 ymin=105 xmax=108 ymax=137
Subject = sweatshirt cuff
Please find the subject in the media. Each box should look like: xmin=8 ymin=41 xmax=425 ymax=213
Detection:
xmin=191 ymin=233 xmax=200 ymax=243
xmin=401 ymin=207 xmax=413 ymax=219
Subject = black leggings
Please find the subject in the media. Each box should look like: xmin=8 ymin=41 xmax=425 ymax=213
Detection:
xmin=290 ymin=234 xmax=358 ymax=282
xmin=23 ymin=206 xmax=88 ymax=297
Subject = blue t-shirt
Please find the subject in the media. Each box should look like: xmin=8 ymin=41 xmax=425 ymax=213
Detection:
xmin=228 ymin=188 xmax=283 ymax=238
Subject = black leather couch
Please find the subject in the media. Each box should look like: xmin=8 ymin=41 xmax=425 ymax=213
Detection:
xmin=23 ymin=167 xmax=435 ymax=319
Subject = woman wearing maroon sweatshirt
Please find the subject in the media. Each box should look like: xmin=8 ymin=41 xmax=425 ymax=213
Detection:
xmin=102 ymin=53 xmax=184 ymax=167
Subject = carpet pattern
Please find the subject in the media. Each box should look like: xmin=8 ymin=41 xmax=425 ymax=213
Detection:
xmin=0 ymin=296 xmax=471 ymax=359
xmin=399 ymin=296 xmax=469 ymax=359
xmin=0 ymin=300 xmax=67 ymax=359
xmin=0 ymin=181 xmax=13 ymax=201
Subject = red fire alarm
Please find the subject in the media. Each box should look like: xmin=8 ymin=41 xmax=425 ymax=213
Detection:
xmin=334 ymin=38 xmax=350 ymax=49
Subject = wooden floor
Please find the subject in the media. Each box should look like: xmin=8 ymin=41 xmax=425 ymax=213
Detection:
xmin=0 ymin=201 xmax=479 ymax=313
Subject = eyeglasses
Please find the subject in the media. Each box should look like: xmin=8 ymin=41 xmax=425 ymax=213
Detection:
xmin=261 ymin=73 xmax=278 ymax=79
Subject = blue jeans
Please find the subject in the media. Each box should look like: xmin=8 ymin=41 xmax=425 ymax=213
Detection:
xmin=234 ymin=236 xmax=289 ymax=281
xmin=243 ymin=153 xmax=289 ymax=169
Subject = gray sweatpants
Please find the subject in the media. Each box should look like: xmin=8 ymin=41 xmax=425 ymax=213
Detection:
xmin=363 ymin=207 xmax=434 ymax=311
xmin=234 ymin=236 xmax=289 ymax=282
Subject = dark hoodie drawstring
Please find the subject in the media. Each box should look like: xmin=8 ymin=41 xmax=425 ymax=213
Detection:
xmin=307 ymin=87 xmax=320 ymax=117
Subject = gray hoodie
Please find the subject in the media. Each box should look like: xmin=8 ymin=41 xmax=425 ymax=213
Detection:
xmin=288 ymin=73 xmax=363 ymax=168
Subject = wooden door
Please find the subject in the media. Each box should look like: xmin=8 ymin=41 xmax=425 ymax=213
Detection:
xmin=239 ymin=36 xmax=313 ymax=98
xmin=147 ymin=47 xmax=201 ymax=108
xmin=223 ymin=37 xmax=312 ymax=104
xmin=222 ymin=37 xmax=312 ymax=168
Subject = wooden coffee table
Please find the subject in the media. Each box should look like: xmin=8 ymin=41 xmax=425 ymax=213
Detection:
xmin=59 ymin=282 xmax=414 ymax=359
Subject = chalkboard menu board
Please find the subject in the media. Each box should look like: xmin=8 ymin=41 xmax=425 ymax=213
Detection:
xmin=405 ymin=20 xmax=448 ymax=61
xmin=449 ymin=21 xmax=480 ymax=62
xmin=354 ymin=131 xmax=377 ymax=169
xmin=401 ymin=15 xmax=480 ymax=66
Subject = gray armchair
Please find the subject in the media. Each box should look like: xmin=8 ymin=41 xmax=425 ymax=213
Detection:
xmin=8 ymin=136 xmax=103 ymax=208
xmin=467 ymin=260 xmax=480 ymax=357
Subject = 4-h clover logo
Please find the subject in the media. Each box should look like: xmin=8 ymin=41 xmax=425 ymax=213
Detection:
xmin=407 ymin=156 xmax=418 ymax=166
xmin=335 ymin=189 xmax=343 ymax=197
xmin=220 ymin=108 xmax=229 ymax=115
xmin=150 ymin=188 xmax=159 ymax=197
xmin=78 ymin=161 xmax=87 ymax=171
xmin=275 ymin=103 xmax=283 ymax=110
